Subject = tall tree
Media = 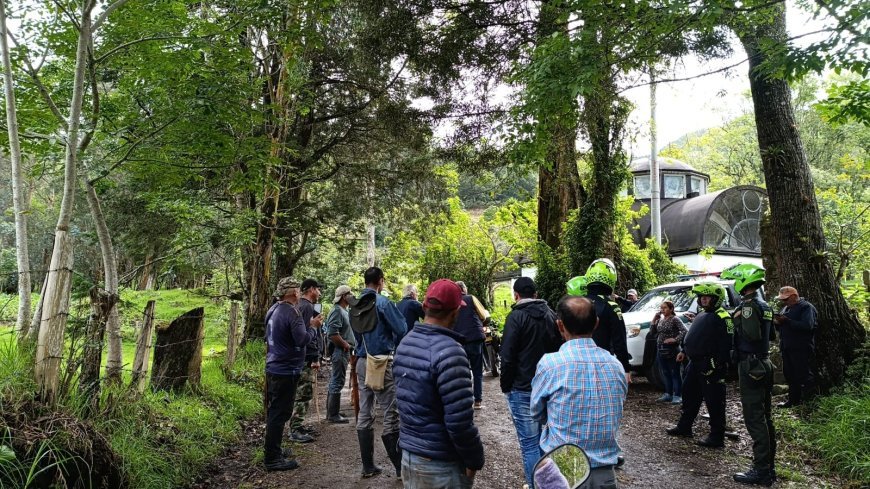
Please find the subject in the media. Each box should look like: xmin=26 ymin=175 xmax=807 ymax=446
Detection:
xmin=0 ymin=0 xmax=30 ymax=339
xmin=733 ymin=2 xmax=866 ymax=388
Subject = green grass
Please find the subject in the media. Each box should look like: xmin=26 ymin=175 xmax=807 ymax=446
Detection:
xmin=0 ymin=290 xmax=263 ymax=489
xmin=775 ymin=384 xmax=870 ymax=487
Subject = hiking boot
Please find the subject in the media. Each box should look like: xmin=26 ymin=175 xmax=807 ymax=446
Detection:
xmin=666 ymin=426 xmax=693 ymax=437
xmin=473 ymin=401 xmax=483 ymax=410
xmin=671 ymin=395 xmax=682 ymax=404
xmin=733 ymin=468 xmax=775 ymax=486
xmin=655 ymin=394 xmax=673 ymax=403
xmin=696 ymin=434 xmax=725 ymax=448
xmin=357 ymin=429 xmax=383 ymax=478
xmin=616 ymin=455 xmax=625 ymax=468
xmin=264 ymin=457 xmax=299 ymax=472
xmin=289 ymin=431 xmax=314 ymax=443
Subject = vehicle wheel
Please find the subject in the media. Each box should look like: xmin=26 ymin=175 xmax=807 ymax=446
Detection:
xmin=645 ymin=357 xmax=665 ymax=391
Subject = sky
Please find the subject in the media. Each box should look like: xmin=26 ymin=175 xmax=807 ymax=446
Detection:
xmin=624 ymin=1 xmax=833 ymax=156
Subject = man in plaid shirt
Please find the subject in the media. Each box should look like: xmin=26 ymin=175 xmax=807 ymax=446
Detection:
xmin=532 ymin=296 xmax=628 ymax=488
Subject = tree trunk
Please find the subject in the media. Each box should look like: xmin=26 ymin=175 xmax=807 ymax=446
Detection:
xmin=35 ymin=0 xmax=94 ymax=405
xmin=243 ymin=180 xmax=279 ymax=342
xmin=27 ymin=274 xmax=47 ymax=343
xmin=737 ymin=4 xmax=866 ymax=389
xmin=130 ymin=300 xmax=156 ymax=394
xmin=366 ymin=222 xmax=377 ymax=267
xmin=535 ymin=0 xmax=583 ymax=249
xmin=0 ymin=0 xmax=31 ymax=340
xmin=79 ymin=287 xmax=116 ymax=416
xmin=85 ymin=181 xmax=122 ymax=383
xmin=138 ymin=249 xmax=154 ymax=290
xmin=151 ymin=307 xmax=204 ymax=392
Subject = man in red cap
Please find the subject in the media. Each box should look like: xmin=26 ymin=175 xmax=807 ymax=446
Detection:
xmin=394 ymin=279 xmax=485 ymax=488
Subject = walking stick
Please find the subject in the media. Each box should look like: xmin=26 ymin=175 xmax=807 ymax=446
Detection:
xmin=350 ymin=354 xmax=360 ymax=423
xmin=313 ymin=364 xmax=322 ymax=421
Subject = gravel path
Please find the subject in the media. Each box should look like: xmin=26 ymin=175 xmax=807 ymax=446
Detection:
xmin=194 ymin=369 xmax=837 ymax=488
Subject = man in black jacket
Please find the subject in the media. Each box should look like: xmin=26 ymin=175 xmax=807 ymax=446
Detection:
xmin=583 ymin=259 xmax=632 ymax=380
xmin=499 ymin=277 xmax=561 ymax=487
xmin=288 ymin=278 xmax=324 ymax=443
xmin=773 ymin=286 xmax=817 ymax=407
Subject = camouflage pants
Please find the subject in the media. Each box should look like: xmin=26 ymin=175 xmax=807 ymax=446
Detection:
xmin=289 ymin=364 xmax=316 ymax=431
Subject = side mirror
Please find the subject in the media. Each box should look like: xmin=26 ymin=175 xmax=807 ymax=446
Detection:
xmin=533 ymin=443 xmax=591 ymax=489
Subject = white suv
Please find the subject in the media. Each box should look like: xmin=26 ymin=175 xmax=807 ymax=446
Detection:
xmin=623 ymin=277 xmax=739 ymax=388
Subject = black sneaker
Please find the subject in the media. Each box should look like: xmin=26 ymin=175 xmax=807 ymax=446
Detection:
xmin=289 ymin=431 xmax=315 ymax=443
xmin=696 ymin=435 xmax=725 ymax=448
xmin=264 ymin=458 xmax=299 ymax=472
xmin=666 ymin=426 xmax=693 ymax=437
xmin=733 ymin=468 xmax=774 ymax=486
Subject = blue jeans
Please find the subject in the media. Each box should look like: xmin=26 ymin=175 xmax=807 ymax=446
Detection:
xmin=506 ymin=390 xmax=542 ymax=487
xmin=401 ymin=451 xmax=473 ymax=489
xmin=658 ymin=351 xmax=682 ymax=397
xmin=464 ymin=341 xmax=484 ymax=402
xmin=328 ymin=349 xmax=349 ymax=394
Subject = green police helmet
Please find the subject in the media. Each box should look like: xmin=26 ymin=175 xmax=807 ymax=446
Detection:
xmin=585 ymin=258 xmax=617 ymax=291
xmin=691 ymin=281 xmax=727 ymax=309
xmin=720 ymin=262 xmax=766 ymax=294
xmin=566 ymin=275 xmax=589 ymax=296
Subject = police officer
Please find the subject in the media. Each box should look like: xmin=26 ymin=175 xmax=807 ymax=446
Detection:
xmin=722 ymin=263 xmax=776 ymax=486
xmin=584 ymin=259 xmax=631 ymax=379
xmin=666 ymin=282 xmax=732 ymax=448
xmin=566 ymin=274 xmax=588 ymax=297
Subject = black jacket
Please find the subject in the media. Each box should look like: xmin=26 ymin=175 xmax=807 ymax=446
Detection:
xmin=298 ymin=297 xmax=321 ymax=362
xmin=682 ymin=307 xmax=732 ymax=367
xmin=586 ymin=293 xmax=631 ymax=372
xmin=499 ymin=299 xmax=562 ymax=393
xmin=778 ymin=298 xmax=817 ymax=350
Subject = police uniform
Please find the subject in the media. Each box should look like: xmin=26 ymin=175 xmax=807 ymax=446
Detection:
xmin=586 ymin=293 xmax=632 ymax=372
xmin=733 ymin=292 xmax=776 ymax=474
xmin=673 ymin=306 xmax=732 ymax=443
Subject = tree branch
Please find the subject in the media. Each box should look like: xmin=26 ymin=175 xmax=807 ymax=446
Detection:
xmin=92 ymin=0 xmax=132 ymax=32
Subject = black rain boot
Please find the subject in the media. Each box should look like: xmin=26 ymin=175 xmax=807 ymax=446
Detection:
xmin=357 ymin=429 xmax=383 ymax=478
xmin=696 ymin=434 xmax=725 ymax=448
xmin=327 ymin=393 xmax=349 ymax=424
xmin=733 ymin=467 xmax=775 ymax=486
xmin=382 ymin=431 xmax=402 ymax=478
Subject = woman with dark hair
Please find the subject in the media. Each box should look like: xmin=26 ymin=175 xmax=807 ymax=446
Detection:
xmin=650 ymin=300 xmax=687 ymax=404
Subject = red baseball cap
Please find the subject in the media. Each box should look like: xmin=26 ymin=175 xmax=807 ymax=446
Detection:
xmin=423 ymin=279 xmax=467 ymax=310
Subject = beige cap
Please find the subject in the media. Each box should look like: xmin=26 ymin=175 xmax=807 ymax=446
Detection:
xmin=333 ymin=285 xmax=352 ymax=303
xmin=776 ymin=286 xmax=798 ymax=300
xmin=274 ymin=277 xmax=300 ymax=298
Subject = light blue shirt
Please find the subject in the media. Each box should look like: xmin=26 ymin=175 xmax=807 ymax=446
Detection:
xmin=531 ymin=338 xmax=628 ymax=468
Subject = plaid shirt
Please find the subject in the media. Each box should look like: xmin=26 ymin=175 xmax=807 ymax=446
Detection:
xmin=531 ymin=338 xmax=628 ymax=468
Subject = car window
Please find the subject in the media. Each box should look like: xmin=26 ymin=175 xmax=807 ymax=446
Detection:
xmin=630 ymin=287 xmax=695 ymax=313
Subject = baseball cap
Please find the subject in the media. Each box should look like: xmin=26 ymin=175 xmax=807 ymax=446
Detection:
xmin=333 ymin=285 xmax=352 ymax=303
xmin=423 ymin=279 xmax=467 ymax=311
xmin=776 ymin=286 xmax=798 ymax=300
xmin=301 ymin=278 xmax=324 ymax=291
xmin=513 ymin=276 xmax=536 ymax=296
xmin=274 ymin=277 xmax=300 ymax=298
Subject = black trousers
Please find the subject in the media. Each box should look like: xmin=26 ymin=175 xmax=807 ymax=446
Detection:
xmin=677 ymin=359 xmax=726 ymax=439
xmin=264 ymin=373 xmax=300 ymax=462
xmin=782 ymin=346 xmax=814 ymax=404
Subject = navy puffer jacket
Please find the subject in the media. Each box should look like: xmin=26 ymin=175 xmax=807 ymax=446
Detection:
xmin=394 ymin=323 xmax=485 ymax=471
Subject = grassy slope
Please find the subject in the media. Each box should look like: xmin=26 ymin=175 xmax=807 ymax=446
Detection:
xmin=0 ymin=289 xmax=262 ymax=488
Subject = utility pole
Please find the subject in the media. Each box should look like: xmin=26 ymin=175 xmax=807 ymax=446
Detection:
xmin=649 ymin=65 xmax=662 ymax=245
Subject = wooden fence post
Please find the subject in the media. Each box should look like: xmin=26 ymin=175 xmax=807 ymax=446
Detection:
xmin=130 ymin=300 xmax=155 ymax=394
xmin=224 ymin=302 xmax=239 ymax=373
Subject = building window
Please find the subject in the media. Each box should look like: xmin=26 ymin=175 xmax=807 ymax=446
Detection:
xmin=691 ymin=176 xmax=706 ymax=195
xmin=663 ymin=174 xmax=685 ymax=198
xmin=634 ymin=175 xmax=651 ymax=198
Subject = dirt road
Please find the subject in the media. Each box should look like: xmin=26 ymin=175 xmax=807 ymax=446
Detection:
xmin=195 ymin=371 xmax=834 ymax=488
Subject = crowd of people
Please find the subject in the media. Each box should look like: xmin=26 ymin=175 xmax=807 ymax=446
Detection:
xmin=261 ymin=260 xmax=817 ymax=489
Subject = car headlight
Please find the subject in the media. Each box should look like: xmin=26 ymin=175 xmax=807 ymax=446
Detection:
xmin=627 ymin=324 xmax=641 ymax=338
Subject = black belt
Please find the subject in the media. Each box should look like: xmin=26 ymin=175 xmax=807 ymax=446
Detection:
xmin=738 ymin=352 xmax=768 ymax=360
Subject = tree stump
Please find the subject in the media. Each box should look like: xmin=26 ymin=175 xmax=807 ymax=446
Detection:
xmin=80 ymin=287 xmax=118 ymax=415
xmin=130 ymin=300 xmax=156 ymax=394
xmin=151 ymin=307 xmax=204 ymax=392
xmin=224 ymin=302 xmax=240 ymax=373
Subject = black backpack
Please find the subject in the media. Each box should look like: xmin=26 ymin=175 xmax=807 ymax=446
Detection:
xmin=347 ymin=293 xmax=378 ymax=334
